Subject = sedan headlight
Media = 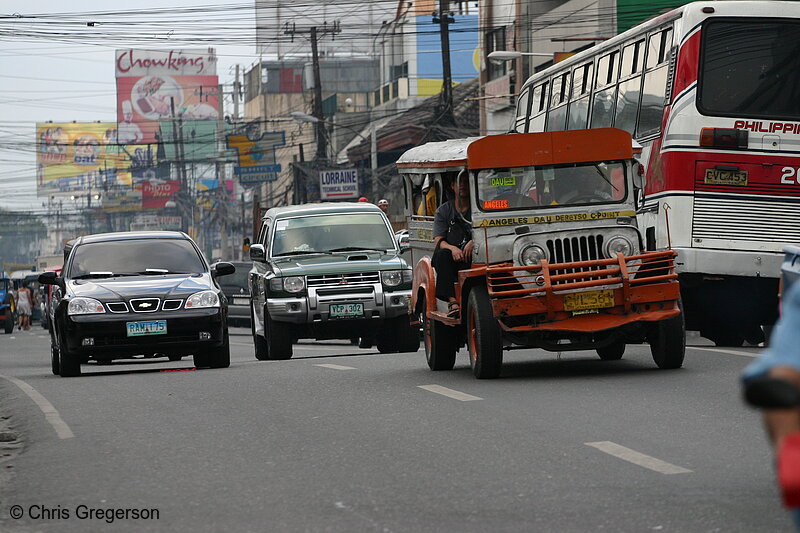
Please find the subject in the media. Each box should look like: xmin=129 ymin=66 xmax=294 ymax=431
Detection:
xmin=381 ymin=270 xmax=402 ymax=287
xmin=520 ymin=244 xmax=548 ymax=266
xmin=67 ymin=297 xmax=106 ymax=315
xmin=185 ymin=290 xmax=220 ymax=309
xmin=283 ymin=276 xmax=305 ymax=293
xmin=605 ymin=236 xmax=633 ymax=258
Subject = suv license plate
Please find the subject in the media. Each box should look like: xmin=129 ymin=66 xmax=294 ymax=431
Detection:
xmin=563 ymin=290 xmax=615 ymax=312
xmin=330 ymin=303 xmax=364 ymax=319
xmin=126 ymin=320 xmax=167 ymax=337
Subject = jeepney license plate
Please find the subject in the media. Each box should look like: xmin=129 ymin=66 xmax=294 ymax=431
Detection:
xmin=330 ymin=303 xmax=364 ymax=319
xmin=563 ymin=290 xmax=615 ymax=312
xmin=126 ymin=320 xmax=167 ymax=337
xmin=704 ymin=168 xmax=748 ymax=186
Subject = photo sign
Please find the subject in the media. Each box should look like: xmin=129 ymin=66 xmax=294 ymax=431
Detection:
xmin=319 ymin=169 xmax=358 ymax=200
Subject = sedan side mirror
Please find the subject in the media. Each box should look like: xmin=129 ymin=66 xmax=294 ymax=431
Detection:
xmin=38 ymin=271 xmax=64 ymax=289
xmin=212 ymin=262 xmax=236 ymax=277
xmin=250 ymin=244 xmax=266 ymax=262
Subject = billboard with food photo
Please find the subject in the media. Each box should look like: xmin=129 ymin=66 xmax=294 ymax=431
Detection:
xmin=35 ymin=122 xmax=137 ymax=196
xmin=115 ymin=49 xmax=220 ymax=144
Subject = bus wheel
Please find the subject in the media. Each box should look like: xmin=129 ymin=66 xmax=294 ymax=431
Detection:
xmin=467 ymin=286 xmax=503 ymax=379
xmin=422 ymin=295 xmax=456 ymax=371
xmin=597 ymin=342 xmax=625 ymax=361
xmin=648 ymin=313 xmax=686 ymax=370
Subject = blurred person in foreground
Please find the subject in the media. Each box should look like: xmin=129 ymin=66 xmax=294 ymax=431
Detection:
xmin=743 ymin=281 xmax=800 ymax=530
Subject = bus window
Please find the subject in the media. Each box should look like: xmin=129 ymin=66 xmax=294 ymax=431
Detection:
xmin=529 ymin=82 xmax=548 ymax=132
xmin=638 ymin=66 xmax=669 ymax=136
xmin=614 ymin=76 xmax=642 ymax=134
xmin=550 ymin=73 xmax=568 ymax=108
xmin=568 ymin=97 xmax=590 ymax=130
xmin=568 ymin=63 xmax=594 ymax=130
xmin=596 ymin=51 xmax=619 ymax=87
xmin=646 ymin=27 xmax=673 ymax=69
xmin=591 ymin=86 xmax=616 ymax=128
xmin=547 ymin=73 xmax=569 ymax=132
xmin=621 ymin=39 xmax=645 ymax=77
xmin=515 ymin=87 xmax=531 ymax=133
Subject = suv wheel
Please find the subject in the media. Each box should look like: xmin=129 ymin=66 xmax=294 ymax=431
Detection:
xmin=252 ymin=303 xmax=269 ymax=360
xmin=264 ymin=306 xmax=292 ymax=360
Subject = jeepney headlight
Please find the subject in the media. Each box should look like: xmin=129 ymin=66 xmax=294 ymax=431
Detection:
xmin=283 ymin=276 xmax=305 ymax=293
xmin=381 ymin=270 xmax=402 ymax=287
xmin=186 ymin=290 xmax=219 ymax=308
xmin=605 ymin=236 xmax=633 ymax=258
xmin=520 ymin=244 xmax=547 ymax=266
xmin=67 ymin=297 xmax=106 ymax=315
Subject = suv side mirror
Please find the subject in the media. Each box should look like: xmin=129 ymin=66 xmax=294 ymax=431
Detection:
xmin=249 ymin=244 xmax=266 ymax=262
xmin=212 ymin=262 xmax=235 ymax=277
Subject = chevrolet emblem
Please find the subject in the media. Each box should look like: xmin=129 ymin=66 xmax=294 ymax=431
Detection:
xmin=139 ymin=302 xmax=153 ymax=308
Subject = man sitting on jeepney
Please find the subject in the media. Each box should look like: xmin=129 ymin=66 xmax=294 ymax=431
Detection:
xmin=432 ymin=175 xmax=473 ymax=319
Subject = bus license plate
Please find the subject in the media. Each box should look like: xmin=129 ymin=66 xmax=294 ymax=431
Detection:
xmin=330 ymin=303 xmax=364 ymax=319
xmin=704 ymin=168 xmax=748 ymax=186
xmin=563 ymin=290 xmax=615 ymax=312
xmin=126 ymin=320 xmax=167 ymax=337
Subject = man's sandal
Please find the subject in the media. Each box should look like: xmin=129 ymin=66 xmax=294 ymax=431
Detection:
xmin=446 ymin=301 xmax=460 ymax=319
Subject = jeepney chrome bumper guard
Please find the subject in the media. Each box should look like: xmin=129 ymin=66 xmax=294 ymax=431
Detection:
xmin=486 ymin=250 xmax=680 ymax=332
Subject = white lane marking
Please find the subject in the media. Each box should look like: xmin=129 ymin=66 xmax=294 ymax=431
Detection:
xmin=690 ymin=346 xmax=759 ymax=358
xmin=585 ymin=441 xmax=692 ymax=474
xmin=8 ymin=336 xmax=14 ymax=340
xmin=418 ymin=384 xmax=482 ymax=402
xmin=315 ymin=364 xmax=356 ymax=370
xmin=230 ymin=341 xmax=358 ymax=352
xmin=0 ymin=375 xmax=74 ymax=439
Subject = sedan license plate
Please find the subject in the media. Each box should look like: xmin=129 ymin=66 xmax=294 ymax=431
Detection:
xmin=126 ymin=320 xmax=167 ymax=337
xmin=563 ymin=290 xmax=615 ymax=312
xmin=704 ymin=168 xmax=748 ymax=186
xmin=330 ymin=303 xmax=364 ymax=319
xmin=232 ymin=297 xmax=249 ymax=306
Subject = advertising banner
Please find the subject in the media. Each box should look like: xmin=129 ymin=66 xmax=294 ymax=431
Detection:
xmin=36 ymin=122 xmax=140 ymax=196
xmin=102 ymin=187 xmax=143 ymax=212
xmin=115 ymin=49 xmax=219 ymax=145
xmin=130 ymin=214 xmax=182 ymax=231
xmin=319 ymin=169 xmax=358 ymax=200
xmin=227 ymin=131 xmax=286 ymax=184
xmin=141 ymin=180 xmax=181 ymax=209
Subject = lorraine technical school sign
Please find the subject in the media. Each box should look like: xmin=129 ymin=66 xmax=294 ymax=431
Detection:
xmin=319 ymin=169 xmax=358 ymax=200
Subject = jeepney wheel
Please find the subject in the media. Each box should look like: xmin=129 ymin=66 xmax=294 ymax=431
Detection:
xmin=596 ymin=342 xmax=625 ymax=361
xmin=422 ymin=295 xmax=456 ymax=371
xmin=648 ymin=311 xmax=686 ymax=370
xmin=3 ymin=312 xmax=12 ymax=334
xmin=467 ymin=286 xmax=503 ymax=379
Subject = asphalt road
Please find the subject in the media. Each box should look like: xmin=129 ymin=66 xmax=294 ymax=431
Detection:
xmin=0 ymin=326 xmax=790 ymax=532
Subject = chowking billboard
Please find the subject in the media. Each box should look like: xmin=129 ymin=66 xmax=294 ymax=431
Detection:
xmin=115 ymin=49 xmax=220 ymax=145
xmin=35 ymin=122 xmax=138 ymax=196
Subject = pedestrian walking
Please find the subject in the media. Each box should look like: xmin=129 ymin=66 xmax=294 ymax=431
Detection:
xmin=16 ymin=281 xmax=33 ymax=331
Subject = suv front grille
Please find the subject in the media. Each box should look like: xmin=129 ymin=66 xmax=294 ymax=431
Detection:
xmin=307 ymin=272 xmax=380 ymax=288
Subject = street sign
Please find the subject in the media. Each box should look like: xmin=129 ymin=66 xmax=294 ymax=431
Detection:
xmin=227 ymin=131 xmax=286 ymax=184
xmin=319 ymin=169 xmax=358 ymax=200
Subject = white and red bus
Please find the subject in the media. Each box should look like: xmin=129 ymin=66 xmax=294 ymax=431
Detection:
xmin=513 ymin=1 xmax=800 ymax=346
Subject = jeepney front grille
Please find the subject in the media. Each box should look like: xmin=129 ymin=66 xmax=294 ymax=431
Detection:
xmin=547 ymin=235 xmax=606 ymax=285
xmin=306 ymin=272 xmax=380 ymax=288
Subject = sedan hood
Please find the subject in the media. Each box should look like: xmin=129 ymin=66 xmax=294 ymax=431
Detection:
xmin=68 ymin=274 xmax=213 ymax=301
xmin=273 ymin=252 xmax=408 ymax=277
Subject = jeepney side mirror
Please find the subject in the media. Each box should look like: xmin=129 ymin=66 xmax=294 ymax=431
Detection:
xmin=632 ymin=162 xmax=645 ymax=210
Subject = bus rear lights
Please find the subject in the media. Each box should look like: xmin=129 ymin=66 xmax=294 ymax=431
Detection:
xmin=198 ymin=332 xmax=211 ymax=341
xmin=700 ymin=128 xmax=748 ymax=149
xmin=82 ymin=338 xmax=94 ymax=346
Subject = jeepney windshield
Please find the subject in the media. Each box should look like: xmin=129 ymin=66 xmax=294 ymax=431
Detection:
xmin=475 ymin=161 xmax=627 ymax=212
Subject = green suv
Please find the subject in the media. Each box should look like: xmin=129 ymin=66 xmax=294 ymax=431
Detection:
xmin=248 ymin=202 xmax=419 ymax=359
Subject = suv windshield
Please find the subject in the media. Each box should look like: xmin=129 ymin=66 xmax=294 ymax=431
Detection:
xmin=476 ymin=161 xmax=627 ymax=212
xmin=271 ymin=213 xmax=395 ymax=256
xmin=68 ymin=239 xmax=206 ymax=277
xmin=699 ymin=19 xmax=800 ymax=119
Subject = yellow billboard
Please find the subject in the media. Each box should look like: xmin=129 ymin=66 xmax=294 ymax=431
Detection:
xmin=36 ymin=123 xmax=142 ymax=196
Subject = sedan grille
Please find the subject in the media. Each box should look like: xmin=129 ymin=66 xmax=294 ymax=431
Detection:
xmin=306 ymin=272 xmax=380 ymax=288
xmin=106 ymin=302 xmax=128 ymax=313
xmin=129 ymin=298 xmax=160 ymax=313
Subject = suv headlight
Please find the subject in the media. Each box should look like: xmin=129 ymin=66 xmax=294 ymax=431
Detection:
xmin=605 ymin=236 xmax=633 ymax=258
xmin=381 ymin=270 xmax=402 ymax=287
xmin=185 ymin=290 xmax=220 ymax=309
xmin=282 ymin=276 xmax=305 ymax=293
xmin=520 ymin=244 xmax=548 ymax=266
xmin=67 ymin=297 xmax=106 ymax=315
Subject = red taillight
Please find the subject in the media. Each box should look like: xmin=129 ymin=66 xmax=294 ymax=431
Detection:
xmin=699 ymin=128 xmax=748 ymax=149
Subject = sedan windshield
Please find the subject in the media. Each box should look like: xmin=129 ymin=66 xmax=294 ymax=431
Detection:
xmin=476 ymin=161 xmax=627 ymax=212
xmin=271 ymin=213 xmax=395 ymax=256
xmin=68 ymin=239 xmax=206 ymax=278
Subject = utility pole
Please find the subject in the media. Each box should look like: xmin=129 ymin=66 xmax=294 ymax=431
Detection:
xmin=433 ymin=1 xmax=456 ymax=127
xmin=233 ymin=64 xmax=241 ymax=121
xmin=284 ymin=21 xmax=341 ymax=160
xmin=170 ymin=97 xmax=189 ymax=234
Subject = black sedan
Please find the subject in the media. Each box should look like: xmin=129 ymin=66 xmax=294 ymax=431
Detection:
xmin=39 ymin=231 xmax=235 ymax=377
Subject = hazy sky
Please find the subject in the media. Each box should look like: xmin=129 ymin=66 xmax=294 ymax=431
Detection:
xmin=0 ymin=1 xmax=259 ymax=214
